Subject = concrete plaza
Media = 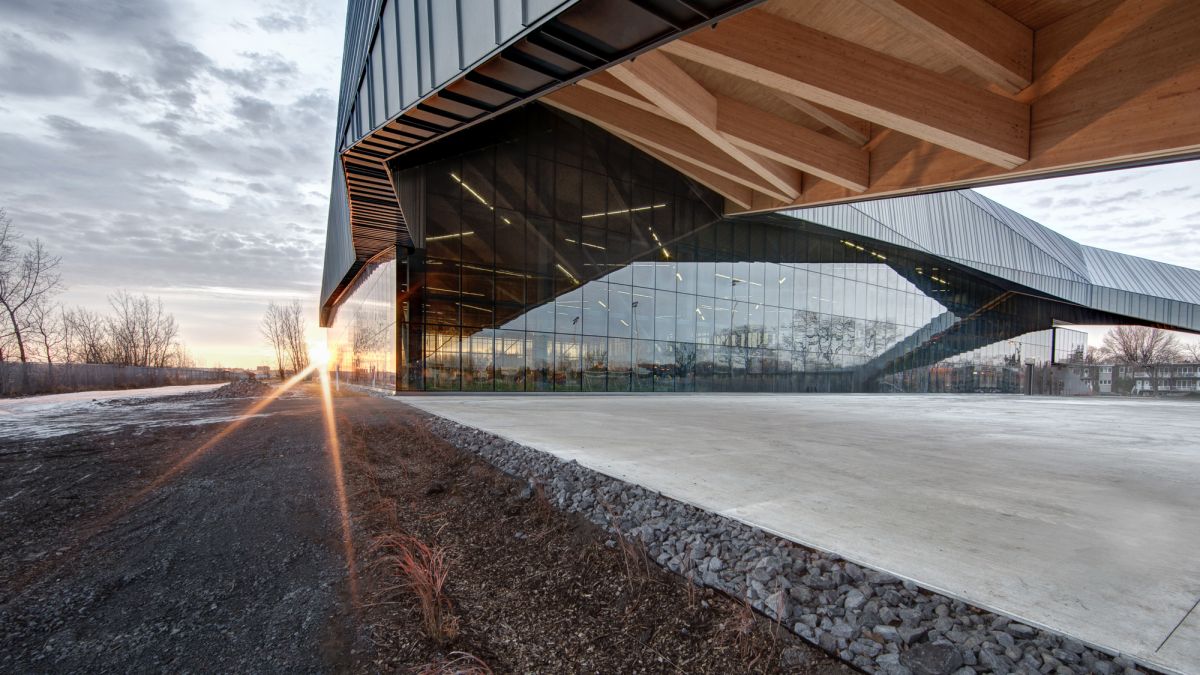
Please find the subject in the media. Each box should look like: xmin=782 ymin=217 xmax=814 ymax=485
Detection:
xmin=405 ymin=394 xmax=1200 ymax=674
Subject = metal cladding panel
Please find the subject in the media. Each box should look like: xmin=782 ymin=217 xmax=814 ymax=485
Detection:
xmin=336 ymin=0 xmax=578 ymax=149
xmin=320 ymin=159 xmax=356 ymax=308
xmin=785 ymin=190 xmax=1200 ymax=333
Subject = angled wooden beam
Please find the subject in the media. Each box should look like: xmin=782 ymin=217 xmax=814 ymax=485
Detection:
xmin=581 ymin=63 xmax=869 ymax=191
xmin=609 ymin=51 xmax=802 ymax=200
xmin=716 ymin=96 xmax=869 ymax=191
xmin=772 ymin=92 xmax=871 ymax=147
xmin=858 ymin=0 xmax=1032 ymax=94
xmin=543 ymin=85 xmax=798 ymax=202
xmin=662 ymin=9 xmax=1030 ymax=168
xmin=578 ymin=71 xmax=664 ymax=117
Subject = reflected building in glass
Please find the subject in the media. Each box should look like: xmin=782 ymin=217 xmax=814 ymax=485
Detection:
xmin=324 ymin=105 xmax=1200 ymax=394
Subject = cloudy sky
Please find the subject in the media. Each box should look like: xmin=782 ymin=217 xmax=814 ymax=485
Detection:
xmin=0 ymin=0 xmax=344 ymax=367
xmin=0 ymin=0 xmax=1197 ymax=367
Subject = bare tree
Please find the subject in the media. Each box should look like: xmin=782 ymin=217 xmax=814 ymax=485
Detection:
xmin=283 ymin=300 xmax=310 ymax=375
xmin=261 ymin=300 xmax=309 ymax=378
xmin=262 ymin=302 xmax=288 ymax=378
xmin=28 ymin=301 xmax=67 ymax=366
xmin=105 ymin=291 xmax=181 ymax=367
xmin=62 ymin=307 xmax=111 ymax=364
xmin=0 ymin=210 xmax=63 ymax=362
xmin=1100 ymin=325 xmax=1182 ymax=394
xmin=1182 ymin=341 xmax=1200 ymax=363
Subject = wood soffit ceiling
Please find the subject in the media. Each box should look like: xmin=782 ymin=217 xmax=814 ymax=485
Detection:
xmin=342 ymin=0 xmax=1200 ymax=244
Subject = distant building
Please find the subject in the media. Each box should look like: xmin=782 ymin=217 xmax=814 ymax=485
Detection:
xmin=1072 ymin=363 xmax=1200 ymax=396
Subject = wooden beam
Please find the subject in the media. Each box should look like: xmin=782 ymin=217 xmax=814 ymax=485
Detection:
xmin=581 ymin=64 xmax=869 ymax=191
xmin=661 ymin=9 xmax=1030 ymax=168
xmin=858 ymin=0 xmax=1033 ymax=94
xmin=543 ymin=85 xmax=798 ymax=202
xmin=577 ymin=72 xmax=664 ymax=117
xmin=772 ymin=92 xmax=871 ymax=147
xmin=716 ymin=96 xmax=870 ymax=191
xmin=610 ymin=52 xmax=802 ymax=200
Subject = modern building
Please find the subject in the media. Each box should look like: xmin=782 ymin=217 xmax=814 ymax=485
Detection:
xmin=321 ymin=0 xmax=1200 ymax=394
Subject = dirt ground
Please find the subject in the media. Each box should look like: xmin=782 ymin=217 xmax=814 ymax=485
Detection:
xmin=0 ymin=384 xmax=851 ymax=673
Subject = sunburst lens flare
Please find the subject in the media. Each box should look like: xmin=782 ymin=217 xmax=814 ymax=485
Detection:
xmin=127 ymin=362 xmax=319 ymax=505
xmin=310 ymin=340 xmax=331 ymax=368
xmin=318 ymin=366 xmax=359 ymax=606
xmin=15 ymin=362 xmax=321 ymax=592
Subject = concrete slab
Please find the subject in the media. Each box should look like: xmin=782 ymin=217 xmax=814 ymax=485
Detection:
xmin=403 ymin=394 xmax=1200 ymax=674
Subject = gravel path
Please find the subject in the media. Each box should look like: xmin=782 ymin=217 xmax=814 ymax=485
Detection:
xmin=0 ymin=386 xmax=363 ymax=673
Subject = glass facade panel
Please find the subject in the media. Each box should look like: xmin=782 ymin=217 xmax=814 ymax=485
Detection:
xmin=330 ymin=106 xmax=1116 ymax=395
xmin=327 ymin=254 xmax=396 ymax=390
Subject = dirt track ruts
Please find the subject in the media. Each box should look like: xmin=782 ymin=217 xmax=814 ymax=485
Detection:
xmin=0 ymin=386 xmax=363 ymax=673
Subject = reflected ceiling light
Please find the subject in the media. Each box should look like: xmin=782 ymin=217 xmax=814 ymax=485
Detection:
xmin=449 ymin=172 xmax=494 ymax=212
xmin=778 ymin=276 xmax=787 ymax=284
xmin=675 ymin=272 xmax=683 ymax=282
xmin=597 ymin=300 xmax=607 ymax=309
xmin=581 ymin=203 xmax=669 ymax=219
xmin=426 ymin=231 xmax=475 ymax=242
xmin=620 ymin=319 xmax=630 ymax=327
xmin=555 ymin=263 xmax=580 ymax=285
xmin=428 ymin=287 xmax=485 ymax=298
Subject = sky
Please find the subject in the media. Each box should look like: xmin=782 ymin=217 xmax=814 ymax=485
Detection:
xmin=0 ymin=0 xmax=345 ymax=367
xmin=0 ymin=0 xmax=1196 ymax=367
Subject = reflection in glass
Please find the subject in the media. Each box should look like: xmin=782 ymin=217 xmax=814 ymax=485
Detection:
xmin=330 ymin=106 xmax=1097 ymax=395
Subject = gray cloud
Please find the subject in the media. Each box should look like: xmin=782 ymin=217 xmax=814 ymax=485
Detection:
xmin=0 ymin=0 xmax=173 ymax=40
xmin=0 ymin=0 xmax=342 ymax=364
xmin=210 ymin=52 xmax=298 ymax=90
xmin=0 ymin=32 xmax=86 ymax=97
xmin=256 ymin=13 xmax=310 ymax=33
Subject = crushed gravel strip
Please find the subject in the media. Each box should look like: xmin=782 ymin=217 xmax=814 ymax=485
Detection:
xmin=422 ymin=414 xmax=1152 ymax=675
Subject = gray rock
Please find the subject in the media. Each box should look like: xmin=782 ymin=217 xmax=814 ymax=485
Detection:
xmin=845 ymin=588 xmax=867 ymax=610
xmin=1051 ymin=648 xmax=1079 ymax=664
xmin=750 ymin=555 xmax=782 ymax=583
xmin=818 ymin=630 xmax=838 ymax=653
xmin=831 ymin=621 xmax=856 ymax=639
xmin=900 ymin=643 xmax=964 ymax=675
xmin=1006 ymin=622 xmax=1037 ymax=639
xmin=873 ymin=624 xmax=901 ymax=642
xmin=992 ymin=630 xmax=1015 ymax=650
xmin=978 ymin=648 xmax=1014 ymax=675
xmin=899 ymin=625 xmax=930 ymax=645
xmin=790 ymin=585 xmax=814 ymax=604
xmin=856 ymin=639 xmax=885 ymax=658
xmin=765 ymin=590 xmax=788 ymax=620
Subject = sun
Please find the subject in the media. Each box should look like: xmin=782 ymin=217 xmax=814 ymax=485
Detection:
xmin=309 ymin=340 xmax=331 ymax=368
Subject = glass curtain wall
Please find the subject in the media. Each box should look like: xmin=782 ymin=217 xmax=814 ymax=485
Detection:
xmin=375 ymin=105 xmax=1088 ymax=394
xmin=327 ymin=252 xmax=397 ymax=389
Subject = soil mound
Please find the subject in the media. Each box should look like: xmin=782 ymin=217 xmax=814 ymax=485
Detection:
xmin=207 ymin=379 xmax=272 ymax=399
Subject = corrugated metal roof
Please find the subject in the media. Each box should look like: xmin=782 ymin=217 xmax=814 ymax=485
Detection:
xmin=785 ymin=190 xmax=1200 ymax=332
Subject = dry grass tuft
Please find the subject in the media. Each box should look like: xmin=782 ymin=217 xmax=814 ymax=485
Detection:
xmin=373 ymin=533 xmax=458 ymax=644
xmin=598 ymin=499 xmax=650 ymax=595
xmin=414 ymin=651 xmax=493 ymax=675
